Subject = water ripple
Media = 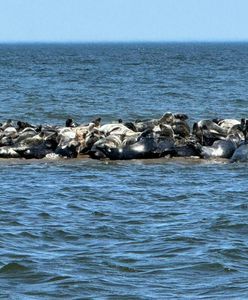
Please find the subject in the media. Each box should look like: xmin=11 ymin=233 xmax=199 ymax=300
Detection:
xmin=1 ymin=43 xmax=248 ymax=298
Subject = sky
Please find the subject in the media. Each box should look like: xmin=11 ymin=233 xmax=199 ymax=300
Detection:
xmin=0 ymin=0 xmax=247 ymax=42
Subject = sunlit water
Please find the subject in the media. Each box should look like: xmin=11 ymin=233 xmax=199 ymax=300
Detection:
xmin=0 ymin=43 xmax=248 ymax=299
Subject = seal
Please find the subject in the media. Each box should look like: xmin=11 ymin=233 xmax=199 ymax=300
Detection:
xmin=96 ymin=135 xmax=175 ymax=160
xmin=134 ymin=112 xmax=175 ymax=132
xmin=89 ymin=134 xmax=123 ymax=159
xmin=172 ymin=120 xmax=190 ymax=138
xmin=198 ymin=139 xmax=237 ymax=159
xmin=197 ymin=119 xmax=227 ymax=135
xmin=0 ymin=114 xmax=247 ymax=162
xmin=230 ymin=143 xmax=248 ymax=162
xmin=55 ymin=128 xmax=80 ymax=158
xmin=65 ymin=118 xmax=78 ymax=128
xmin=0 ymin=146 xmax=20 ymax=158
xmin=192 ymin=122 xmax=226 ymax=146
xmin=217 ymin=119 xmax=240 ymax=131
xmin=99 ymin=123 xmax=136 ymax=137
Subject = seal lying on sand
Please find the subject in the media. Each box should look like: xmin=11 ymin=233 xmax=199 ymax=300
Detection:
xmin=230 ymin=143 xmax=248 ymax=162
xmin=0 ymin=113 xmax=247 ymax=162
xmin=92 ymin=128 xmax=175 ymax=160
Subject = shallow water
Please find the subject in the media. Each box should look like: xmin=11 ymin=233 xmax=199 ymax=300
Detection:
xmin=1 ymin=43 xmax=248 ymax=299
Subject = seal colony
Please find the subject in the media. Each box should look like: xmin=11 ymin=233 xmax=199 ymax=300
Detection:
xmin=0 ymin=112 xmax=248 ymax=162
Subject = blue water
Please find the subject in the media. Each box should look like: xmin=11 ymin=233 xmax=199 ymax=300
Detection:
xmin=0 ymin=43 xmax=248 ymax=299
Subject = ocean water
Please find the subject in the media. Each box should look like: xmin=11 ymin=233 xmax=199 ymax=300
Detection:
xmin=0 ymin=43 xmax=248 ymax=299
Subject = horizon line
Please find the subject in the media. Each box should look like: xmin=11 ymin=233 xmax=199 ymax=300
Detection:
xmin=1 ymin=39 xmax=248 ymax=44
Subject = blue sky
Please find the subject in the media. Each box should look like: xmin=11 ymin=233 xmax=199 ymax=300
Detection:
xmin=0 ymin=0 xmax=247 ymax=42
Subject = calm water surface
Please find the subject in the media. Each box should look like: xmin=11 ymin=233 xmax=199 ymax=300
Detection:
xmin=0 ymin=43 xmax=248 ymax=299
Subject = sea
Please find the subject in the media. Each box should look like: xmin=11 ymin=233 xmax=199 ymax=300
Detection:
xmin=0 ymin=43 xmax=248 ymax=299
